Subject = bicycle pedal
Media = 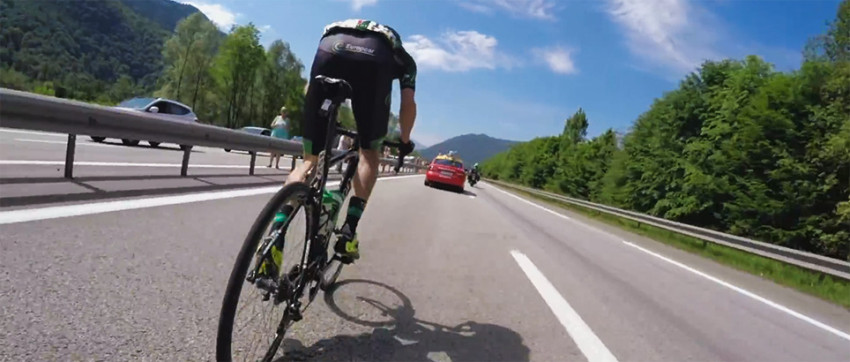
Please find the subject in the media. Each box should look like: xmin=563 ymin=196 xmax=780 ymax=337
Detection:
xmin=287 ymin=303 xmax=304 ymax=321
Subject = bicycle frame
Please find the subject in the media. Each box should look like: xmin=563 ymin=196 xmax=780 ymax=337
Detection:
xmin=218 ymin=76 xmax=411 ymax=362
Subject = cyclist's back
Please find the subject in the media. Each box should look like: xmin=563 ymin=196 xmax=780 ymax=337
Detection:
xmin=302 ymin=19 xmax=416 ymax=154
xmin=295 ymin=19 xmax=417 ymax=263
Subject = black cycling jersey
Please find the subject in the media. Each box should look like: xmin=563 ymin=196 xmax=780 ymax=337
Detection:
xmin=301 ymin=20 xmax=417 ymax=155
xmin=322 ymin=19 xmax=417 ymax=90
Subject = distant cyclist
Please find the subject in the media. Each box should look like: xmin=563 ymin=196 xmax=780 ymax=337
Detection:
xmin=277 ymin=19 xmax=417 ymax=264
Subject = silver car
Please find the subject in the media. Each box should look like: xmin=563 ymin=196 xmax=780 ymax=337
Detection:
xmin=224 ymin=126 xmax=271 ymax=152
xmin=90 ymin=97 xmax=198 ymax=150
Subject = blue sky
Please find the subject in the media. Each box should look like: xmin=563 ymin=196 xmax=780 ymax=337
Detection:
xmin=182 ymin=0 xmax=842 ymax=147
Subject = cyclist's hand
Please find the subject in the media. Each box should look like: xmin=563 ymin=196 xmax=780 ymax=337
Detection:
xmin=398 ymin=140 xmax=415 ymax=156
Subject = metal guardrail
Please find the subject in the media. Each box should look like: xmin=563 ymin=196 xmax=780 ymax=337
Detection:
xmin=486 ymin=179 xmax=850 ymax=281
xmin=0 ymin=88 xmax=425 ymax=177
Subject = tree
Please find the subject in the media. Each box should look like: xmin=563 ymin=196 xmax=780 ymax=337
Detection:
xmin=562 ymin=108 xmax=588 ymax=146
xmin=805 ymin=0 xmax=849 ymax=62
xmin=162 ymin=13 xmax=203 ymax=100
xmin=480 ymin=5 xmax=850 ymax=259
xmin=255 ymin=39 xmax=305 ymax=129
xmin=213 ymin=24 xmax=264 ymax=128
xmin=159 ymin=13 xmax=221 ymax=121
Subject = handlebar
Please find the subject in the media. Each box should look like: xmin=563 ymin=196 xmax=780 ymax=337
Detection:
xmin=382 ymin=140 xmax=409 ymax=173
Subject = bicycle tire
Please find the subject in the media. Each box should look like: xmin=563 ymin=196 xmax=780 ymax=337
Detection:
xmin=216 ymin=182 xmax=315 ymax=361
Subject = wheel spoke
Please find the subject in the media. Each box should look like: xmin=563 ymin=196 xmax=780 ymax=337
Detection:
xmin=217 ymin=182 xmax=316 ymax=362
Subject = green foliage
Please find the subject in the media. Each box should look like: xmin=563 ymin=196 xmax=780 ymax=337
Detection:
xmin=159 ymin=13 xmax=222 ymax=110
xmin=1 ymin=0 xmax=310 ymax=131
xmin=117 ymin=0 xmax=203 ymax=32
xmin=482 ymin=4 xmax=850 ymax=260
xmin=212 ymin=24 xmax=265 ymax=128
xmin=0 ymin=0 xmax=174 ymax=101
xmin=32 ymin=81 xmax=55 ymax=96
xmin=259 ymin=40 xmax=306 ymax=132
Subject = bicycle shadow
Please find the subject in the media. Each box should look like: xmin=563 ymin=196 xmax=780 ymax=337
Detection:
xmin=278 ymin=279 xmax=530 ymax=361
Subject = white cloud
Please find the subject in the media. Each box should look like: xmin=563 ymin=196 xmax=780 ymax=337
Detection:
xmin=533 ymin=46 xmax=577 ymax=75
xmin=605 ymin=0 xmax=721 ymax=75
xmin=459 ymin=0 xmax=557 ymax=20
xmin=406 ymin=30 xmax=516 ymax=72
xmin=458 ymin=2 xmax=494 ymax=14
xmin=259 ymin=25 xmax=272 ymax=33
xmin=349 ymin=0 xmax=378 ymax=11
xmin=182 ymin=1 xmax=238 ymax=31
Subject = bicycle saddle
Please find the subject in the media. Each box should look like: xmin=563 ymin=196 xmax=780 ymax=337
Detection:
xmin=315 ymin=75 xmax=352 ymax=99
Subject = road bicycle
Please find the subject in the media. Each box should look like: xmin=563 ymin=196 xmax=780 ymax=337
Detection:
xmin=215 ymin=75 xmax=409 ymax=361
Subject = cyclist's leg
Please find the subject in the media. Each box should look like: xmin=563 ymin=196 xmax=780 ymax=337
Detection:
xmin=285 ymin=47 xmax=339 ymax=186
xmin=336 ymin=59 xmax=394 ymax=259
xmin=260 ymin=46 xmax=341 ymax=274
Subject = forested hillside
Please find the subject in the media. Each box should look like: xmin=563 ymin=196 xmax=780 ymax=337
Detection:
xmin=117 ymin=0 xmax=202 ymax=32
xmin=0 ymin=0 xmax=308 ymax=133
xmin=0 ymin=0 xmax=204 ymax=101
xmin=482 ymin=1 xmax=850 ymax=260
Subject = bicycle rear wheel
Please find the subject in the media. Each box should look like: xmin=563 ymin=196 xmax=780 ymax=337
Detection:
xmin=216 ymin=182 xmax=316 ymax=361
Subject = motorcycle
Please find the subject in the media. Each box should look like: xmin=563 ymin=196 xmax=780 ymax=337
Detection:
xmin=467 ymin=169 xmax=480 ymax=187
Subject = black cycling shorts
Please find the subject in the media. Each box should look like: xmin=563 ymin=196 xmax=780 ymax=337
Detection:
xmin=301 ymin=31 xmax=396 ymax=155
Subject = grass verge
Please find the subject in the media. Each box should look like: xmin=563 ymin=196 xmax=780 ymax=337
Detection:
xmin=495 ymin=183 xmax=850 ymax=310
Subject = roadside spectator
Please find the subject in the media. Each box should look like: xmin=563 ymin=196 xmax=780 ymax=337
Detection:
xmin=268 ymin=106 xmax=291 ymax=168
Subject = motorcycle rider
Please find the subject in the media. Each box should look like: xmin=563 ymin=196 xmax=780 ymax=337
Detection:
xmin=468 ymin=163 xmax=481 ymax=184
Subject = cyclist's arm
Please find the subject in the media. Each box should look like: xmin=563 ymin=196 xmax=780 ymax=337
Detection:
xmin=399 ymin=88 xmax=416 ymax=144
xmin=398 ymin=49 xmax=417 ymax=144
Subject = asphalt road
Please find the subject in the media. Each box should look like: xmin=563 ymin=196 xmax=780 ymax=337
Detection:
xmin=2 ymin=128 xmax=849 ymax=361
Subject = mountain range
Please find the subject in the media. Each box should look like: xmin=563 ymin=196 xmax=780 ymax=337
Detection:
xmin=419 ymin=134 xmax=518 ymax=166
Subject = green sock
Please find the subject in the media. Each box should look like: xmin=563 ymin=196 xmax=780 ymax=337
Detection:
xmin=272 ymin=205 xmax=294 ymax=248
xmin=344 ymin=197 xmax=367 ymax=232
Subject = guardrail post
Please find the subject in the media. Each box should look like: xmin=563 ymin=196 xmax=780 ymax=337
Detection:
xmin=291 ymin=155 xmax=297 ymax=170
xmin=64 ymin=134 xmax=76 ymax=178
xmin=180 ymin=147 xmax=191 ymax=176
xmin=249 ymin=151 xmax=256 ymax=176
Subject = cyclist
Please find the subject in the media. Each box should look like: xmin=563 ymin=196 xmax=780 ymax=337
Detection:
xmin=270 ymin=19 xmax=417 ymax=267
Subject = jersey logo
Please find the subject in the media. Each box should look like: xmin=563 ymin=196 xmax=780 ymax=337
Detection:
xmin=332 ymin=41 xmax=375 ymax=56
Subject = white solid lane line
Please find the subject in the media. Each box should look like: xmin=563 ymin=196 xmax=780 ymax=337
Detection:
xmin=0 ymin=185 xmax=282 ymax=225
xmin=16 ymin=138 xmax=114 ymax=147
xmin=0 ymin=128 xmax=68 ymax=138
xmin=487 ymin=182 xmax=850 ymax=343
xmin=510 ymin=250 xmax=619 ymax=362
xmin=0 ymin=175 xmax=422 ymax=225
xmin=7 ymin=136 xmax=224 ymax=152
xmin=622 ymin=241 xmax=850 ymax=342
xmin=0 ymin=160 xmax=252 ymax=169
xmin=483 ymin=182 xmax=571 ymax=220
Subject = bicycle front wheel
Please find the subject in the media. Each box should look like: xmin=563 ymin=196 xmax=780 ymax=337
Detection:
xmin=216 ymin=182 xmax=315 ymax=362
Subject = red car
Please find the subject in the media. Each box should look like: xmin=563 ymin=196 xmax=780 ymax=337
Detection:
xmin=424 ymin=154 xmax=466 ymax=192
